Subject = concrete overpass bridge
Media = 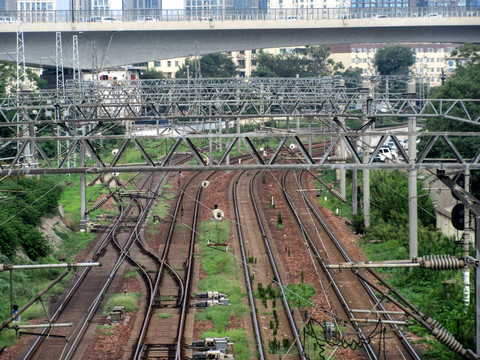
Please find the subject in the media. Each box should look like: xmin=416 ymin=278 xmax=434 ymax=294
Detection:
xmin=0 ymin=7 xmax=479 ymax=69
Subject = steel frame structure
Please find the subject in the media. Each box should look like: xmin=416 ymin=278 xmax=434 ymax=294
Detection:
xmin=0 ymin=78 xmax=479 ymax=176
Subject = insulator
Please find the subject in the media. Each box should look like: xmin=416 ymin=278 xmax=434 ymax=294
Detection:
xmin=87 ymin=197 xmax=109 ymax=213
xmin=212 ymin=209 xmax=224 ymax=221
xmin=432 ymin=327 xmax=466 ymax=355
xmin=421 ymin=255 xmax=461 ymax=270
xmin=330 ymin=189 xmax=347 ymax=203
xmin=327 ymin=156 xmax=348 ymax=162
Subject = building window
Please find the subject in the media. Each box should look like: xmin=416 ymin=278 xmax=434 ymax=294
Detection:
xmin=175 ymin=61 xmax=179 ymax=66
xmin=167 ymin=61 xmax=171 ymax=67
xmin=154 ymin=61 xmax=161 ymax=67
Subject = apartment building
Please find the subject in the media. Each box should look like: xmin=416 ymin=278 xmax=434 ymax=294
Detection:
xmin=138 ymin=43 xmax=458 ymax=85
xmin=329 ymin=43 xmax=459 ymax=86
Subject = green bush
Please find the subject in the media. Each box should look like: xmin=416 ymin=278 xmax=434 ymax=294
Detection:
xmin=102 ymin=293 xmax=140 ymax=316
xmin=285 ymin=283 xmax=315 ymax=308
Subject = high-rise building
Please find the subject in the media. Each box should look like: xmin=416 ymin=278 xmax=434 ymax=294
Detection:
xmin=17 ymin=0 xmax=57 ymax=20
xmin=350 ymin=0 xmax=409 ymax=8
xmin=185 ymin=0 xmax=234 ymax=10
xmin=0 ymin=0 xmax=17 ymax=12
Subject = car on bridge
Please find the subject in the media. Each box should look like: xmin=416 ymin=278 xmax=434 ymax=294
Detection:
xmin=135 ymin=16 xmax=157 ymax=22
xmin=88 ymin=16 xmax=119 ymax=22
xmin=0 ymin=16 xmax=19 ymax=23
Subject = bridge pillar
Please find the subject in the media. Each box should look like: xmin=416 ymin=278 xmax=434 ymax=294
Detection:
xmin=407 ymin=81 xmax=418 ymax=259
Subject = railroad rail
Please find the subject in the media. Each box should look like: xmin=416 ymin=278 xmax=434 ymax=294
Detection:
xmin=297 ymin=170 xmax=420 ymax=359
xmin=134 ymin=170 xmax=210 ymax=359
xmin=280 ymin=170 xmax=421 ymax=359
xmin=233 ymin=170 xmax=305 ymax=359
xmin=22 ymin=178 xmax=156 ymax=359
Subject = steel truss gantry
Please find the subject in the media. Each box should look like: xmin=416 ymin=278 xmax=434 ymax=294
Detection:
xmin=0 ymin=77 xmax=479 ymax=176
xmin=2 ymin=77 xmax=480 ymax=358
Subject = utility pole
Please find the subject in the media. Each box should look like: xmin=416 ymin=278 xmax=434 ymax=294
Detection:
xmin=464 ymin=170 xmax=471 ymax=308
xmin=437 ymin=172 xmax=480 ymax=357
xmin=361 ymin=80 xmax=371 ymax=228
xmin=80 ymin=124 xmax=87 ymax=231
xmin=407 ymin=81 xmax=418 ymax=259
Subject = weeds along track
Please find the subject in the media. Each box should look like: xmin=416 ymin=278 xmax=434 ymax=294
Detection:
xmin=279 ymin=170 xmax=420 ymax=360
xmin=233 ymin=170 xmax=305 ymax=360
xmin=134 ymin=170 xmax=214 ymax=360
xmin=21 ymin=171 xmax=162 ymax=360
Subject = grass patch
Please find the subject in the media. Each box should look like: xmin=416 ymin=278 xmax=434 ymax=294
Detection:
xmin=285 ymin=283 xmax=316 ymax=308
xmin=157 ymin=313 xmax=172 ymax=319
xmin=97 ymin=324 xmax=115 ymax=336
xmin=122 ymin=267 xmax=139 ymax=278
xmin=149 ymin=185 xmax=177 ymax=224
xmin=195 ymin=219 xmax=249 ymax=359
xmin=53 ymin=229 xmax=96 ymax=261
xmin=0 ymin=328 xmax=17 ymax=348
xmin=102 ymin=292 xmax=140 ymax=316
xmin=21 ymin=302 xmax=47 ymax=321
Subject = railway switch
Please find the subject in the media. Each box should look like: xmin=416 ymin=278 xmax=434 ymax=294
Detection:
xmin=110 ymin=306 xmax=124 ymax=322
xmin=195 ymin=299 xmax=230 ymax=307
xmin=192 ymin=350 xmax=234 ymax=359
xmin=191 ymin=337 xmax=232 ymax=352
xmin=196 ymin=291 xmax=227 ymax=300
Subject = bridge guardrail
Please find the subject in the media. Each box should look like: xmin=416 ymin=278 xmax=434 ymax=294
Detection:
xmin=0 ymin=6 xmax=479 ymax=24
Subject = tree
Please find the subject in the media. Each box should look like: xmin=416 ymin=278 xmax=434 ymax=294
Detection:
xmin=370 ymin=170 xmax=435 ymax=228
xmin=252 ymin=46 xmax=340 ymax=78
xmin=176 ymin=53 xmax=237 ymax=78
xmin=450 ymin=42 xmax=480 ymax=65
xmin=305 ymin=45 xmax=332 ymax=76
xmin=424 ymin=43 xmax=480 ymax=197
xmin=252 ymin=50 xmax=311 ymax=77
xmin=374 ymin=46 xmax=415 ymax=75
xmin=0 ymin=61 xmax=47 ymax=95
xmin=139 ymin=69 xmax=165 ymax=79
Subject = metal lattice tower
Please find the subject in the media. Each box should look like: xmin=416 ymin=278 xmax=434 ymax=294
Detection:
xmin=55 ymin=32 xmax=65 ymax=95
xmin=72 ymin=35 xmax=81 ymax=84
xmin=16 ymin=22 xmax=27 ymax=92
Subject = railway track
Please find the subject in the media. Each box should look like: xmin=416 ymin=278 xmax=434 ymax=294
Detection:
xmin=22 ymin=175 xmax=158 ymax=359
xmin=18 ymin=169 xmax=174 ymax=360
xmin=279 ymin=170 xmax=420 ymax=360
xmin=232 ymin=170 xmax=305 ymax=360
xmin=132 ymin=170 xmax=210 ymax=360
